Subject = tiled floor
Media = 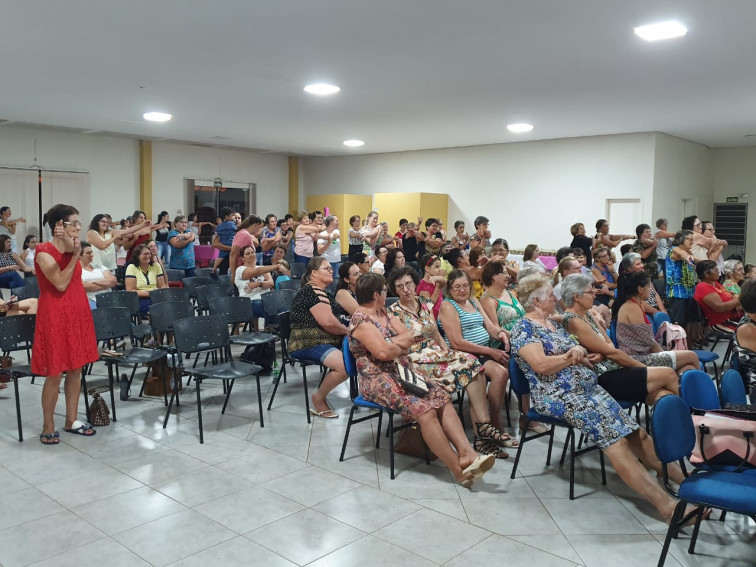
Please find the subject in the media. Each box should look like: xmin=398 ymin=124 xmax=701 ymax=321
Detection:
xmin=0 ymin=345 xmax=754 ymax=566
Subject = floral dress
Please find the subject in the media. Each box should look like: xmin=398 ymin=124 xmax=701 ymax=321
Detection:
xmin=389 ymin=297 xmax=482 ymax=393
xmin=511 ymin=318 xmax=638 ymax=450
xmin=349 ymin=311 xmax=450 ymax=420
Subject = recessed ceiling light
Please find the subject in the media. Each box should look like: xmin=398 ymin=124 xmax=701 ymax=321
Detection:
xmin=343 ymin=139 xmax=365 ymax=147
xmin=507 ymin=123 xmax=534 ymax=133
xmin=304 ymin=83 xmax=340 ymax=95
xmin=634 ymin=20 xmax=687 ymax=42
xmin=143 ymin=112 xmax=172 ymax=122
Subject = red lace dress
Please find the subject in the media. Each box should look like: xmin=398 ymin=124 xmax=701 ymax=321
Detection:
xmin=31 ymin=242 xmax=98 ymax=376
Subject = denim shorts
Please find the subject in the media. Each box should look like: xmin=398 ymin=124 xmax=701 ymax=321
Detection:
xmin=290 ymin=344 xmax=338 ymax=364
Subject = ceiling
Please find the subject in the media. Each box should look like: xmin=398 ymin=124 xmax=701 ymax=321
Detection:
xmin=2 ymin=0 xmax=755 ymax=156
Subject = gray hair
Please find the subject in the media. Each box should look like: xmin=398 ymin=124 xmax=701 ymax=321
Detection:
xmin=561 ymin=274 xmax=594 ymax=307
xmin=325 ymin=215 xmax=338 ymax=226
xmin=723 ymin=258 xmax=742 ymax=277
xmin=619 ymin=252 xmax=641 ymax=273
xmin=517 ymin=266 xmax=543 ymax=282
xmin=516 ymin=275 xmax=551 ymax=311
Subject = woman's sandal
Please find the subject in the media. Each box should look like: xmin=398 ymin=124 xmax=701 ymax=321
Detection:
xmin=475 ymin=421 xmax=520 ymax=448
xmin=39 ymin=431 xmax=60 ymax=445
xmin=474 ymin=436 xmax=509 ymax=459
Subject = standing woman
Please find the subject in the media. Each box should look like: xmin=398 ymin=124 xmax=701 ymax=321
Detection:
xmin=360 ymin=211 xmax=381 ymax=254
xmin=0 ymin=206 xmax=25 ymax=253
xmin=87 ymin=213 xmax=144 ymax=271
xmin=293 ymin=211 xmax=321 ymax=264
xmin=33 ymin=204 xmax=99 ymax=443
xmin=153 ymin=211 xmax=172 ymax=264
xmin=347 ymin=215 xmax=364 ymax=258
xmin=594 ymin=219 xmax=633 ymax=251
xmin=20 ymin=234 xmax=38 ymax=274
xmin=469 ymin=216 xmax=491 ymax=251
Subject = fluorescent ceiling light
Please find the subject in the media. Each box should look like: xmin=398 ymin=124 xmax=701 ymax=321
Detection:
xmin=634 ymin=20 xmax=687 ymax=42
xmin=507 ymin=122 xmax=534 ymax=133
xmin=304 ymin=83 xmax=340 ymax=95
xmin=343 ymin=139 xmax=364 ymax=147
xmin=143 ymin=112 xmax=172 ymax=122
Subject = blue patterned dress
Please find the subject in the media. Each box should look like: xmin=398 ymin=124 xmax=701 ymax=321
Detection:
xmin=511 ymin=318 xmax=638 ymax=449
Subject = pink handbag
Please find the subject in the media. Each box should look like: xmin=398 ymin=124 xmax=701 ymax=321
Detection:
xmin=690 ymin=409 xmax=756 ymax=469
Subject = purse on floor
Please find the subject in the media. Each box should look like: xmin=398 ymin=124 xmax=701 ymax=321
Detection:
xmin=690 ymin=408 xmax=756 ymax=470
xmin=394 ymin=361 xmax=429 ymax=397
xmin=88 ymin=389 xmax=111 ymax=427
xmin=0 ymin=355 xmax=11 ymax=383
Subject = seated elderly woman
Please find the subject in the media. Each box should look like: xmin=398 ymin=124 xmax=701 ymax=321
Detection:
xmin=79 ymin=241 xmax=117 ymax=309
xmin=723 ymin=259 xmax=745 ymax=296
xmin=614 ymin=271 xmax=699 ymax=374
xmin=511 ymin=274 xmax=694 ymax=523
xmin=124 ymin=243 xmax=167 ymax=315
xmin=551 ymin=256 xmax=582 ymax=311
xmin=349 ymin=272 xmax=495 ymax=486
xmin=618 ymin=252 xmax=667 ymax=316
xmin=693 ymin=259 xmax=741 ymax=334
xmin=388 ymin=267 xmax=519 ymax=458
xmin=439 ymin=269 xmax=511 ymax=434
xmin=560 ymin=273 xmax=679 ymax=404
xmin=289 ymin=257 xmax=348 ymax=418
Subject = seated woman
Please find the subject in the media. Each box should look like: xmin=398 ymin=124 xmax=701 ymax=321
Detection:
xmin=591 ymin=247 xmax=618 ymax=307
xmin=618 ymin=252 xmax=667 ymax=316
xmin=734 ymin=278 xmax=756 ymax=397
xmin=416 ymin=254 xmax=446 ymax=319
xmin=561 ymin=273 xmax=678 ymax=404
xmin=79 ymin=241 xmax=117 ymax=309
xmin=551 ymin=256 xmax=582 ymax=311
xmin=480 ymin=260 xmax=525 ymax=348
xmin=382 ymin=248 xmax=405 ymax=278
xmin=614 ymin=271 xmax=699 ymax=375
xmin=20 ymin=234 xmax=37 ymax=275
xmin=288 ymin=257 xmax=348 ymax=418
xmin=0 ymin=295 xmax=37 ymax=317
xmin=439 ymin=269 xmax=510 ymax=434
xmin=0 ymin=234 xmax=31 ymax=289
xmin=349 ymin=272 xmax=495 ymax=486
xmin=522 ymin=244 xmax=548 ymax=275
xmin=722 ymin=259 xmax=745 ymax=296
xmin=334 ymin=261 xmax=360 ymax=323
xmin=370 ymin=244 xmax=389 ymax=274
xmin=124 ymin=243 xmax=167 ymax=315
xmin=235 ymin=245 xmax=277 ymax=326
xmin=694 ymin=259 xmax=741 ymax=334
xmin=511 ymin=274 xmax=694 ymax=523
xmin=388 ymin=267 xmax=518 ymax=458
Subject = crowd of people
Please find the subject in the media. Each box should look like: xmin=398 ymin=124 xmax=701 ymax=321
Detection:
xmin=3 ymin=202 xmax=753 ymax=499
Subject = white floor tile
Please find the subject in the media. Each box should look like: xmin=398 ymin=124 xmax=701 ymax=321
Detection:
xmin=151 ymin=466 xmax=252 ymax=507
xmin=260 ymin=466 xmax=361 ymax=507
xmin=308 ymin=535 xmax=437 ymax=567
xmin=168 ymin=536 xmax=296 ymax=566
xmin=446 ymin=534 xmax=580 ymax=567
xmin=36 ymin=466 xmax=143 ymax=508
xmin=313 ymin=485 xmax=421 ymax=532
xmin=27 ymin=537 xmax=152 ymax=567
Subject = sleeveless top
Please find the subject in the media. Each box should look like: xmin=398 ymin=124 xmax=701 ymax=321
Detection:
xmin=440 ymin=298 xmax=489 ymax=347
xmin=23 ymin=248 xmax=35 ymax=271
xmin=484 ymin=290 xmax=525 ymax=348
xmin=561 ymin=311 xmax=621 ymax=375
xmin=735 ymin=316 xmax=756 ymax=381
xmin=90 ymin=231 xmax=116 ymax=270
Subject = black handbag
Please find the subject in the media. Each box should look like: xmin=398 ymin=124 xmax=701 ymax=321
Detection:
xmin=394 ymin=362 xmax=429 ymax=397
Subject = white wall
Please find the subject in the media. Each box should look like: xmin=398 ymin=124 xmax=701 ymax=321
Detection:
xmin=152 ymin=143 xmax=290 ymax=220
xmin=651 ymin=133 xmax=713 ymax=231
xmin=303 ymin=133 xmax=657 ymax=251
xmin=712 ymin=147 xmax=756 ymax=262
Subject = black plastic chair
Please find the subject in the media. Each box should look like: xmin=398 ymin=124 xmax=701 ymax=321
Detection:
xmin=208 ymin=296 xmax=277 ymax=349
xmin=195 ymin=284 xmax=232 ymax=314
xmin=290 ymin=263 xmax=307 ymax=279
xmin=260 ymin=290 xmax=297 ymax=333
xmin=327 ymin=277 xmax=340 ymax=295
xmin=162 ymin=314 xmax=265 ymax=441
xmin=267 ymin=311 xmax=326 ymax=422
xmin=150 ymin=287 xmax=191 ymax=305
xmin=95 ymin=290 xmax=151 ymax=344
xmin=164 ymin=268 xmax=186 ymax=283
xmin=149 ymin=300 xmax=196 ymax=370
xmin=10 ymin=281 xmax=40 ymax=300
xmin=0 ymin=314 xmax=36 ymax=441
xmin=181 ymin=276 xmax=217 ymax=303
xmin=276 ymin=279 xmax=300 ymax=292
xmin=83 ymin=307 xmax=168 ymax=420
xmin=508 ymin=357 xmax=607 ymax=499
xmin=194 ymin=267 xmax=215 ymax=278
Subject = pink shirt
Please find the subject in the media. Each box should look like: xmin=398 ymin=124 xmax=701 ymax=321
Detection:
xmin=416 ymin=279 xmax=443 ymax=319
xmin=232 ymin=230 xmax=254 ymax=269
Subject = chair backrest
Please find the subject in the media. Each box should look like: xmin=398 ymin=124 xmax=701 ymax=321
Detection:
xmin=11 ymin=282 xmax=40 ymax=300
xmin=194 ymin=267 xmax=214 ymax=278
xmin=342 ymin=335 xmax=361 ymax=400
xmin=150 ymin=287 xmax=191 ymax=305
xmin=720 ymin=368 xmax=748 ymax=406
xmin=149 ymin=301 xmax=195 ymax=334
xmin=0 ymin=314 xmax=36 ymax=352
xmin=165 ymin=268 xmax=186 ymax=282
xmin=327 ymin=277 xmax=340 ymax=295
xmin=385 ymin=297 xmax=399 ymax=308
xmin=172 ymin=314 xmax=230 ymax=354
xmin=680 ymin=369 xmax=720 ymax=410
xmin=652 ymin=311 xmax=671 ymax=335
xmin=508 ymin=357 xmax=530 ymax=396
xmin=607 ymin=319 xmax=618 ymax=347
xmin=196 ymin=284 xmax=231 ymax=311
xmin=277 ymin=311 xmax=291 ymax=350
xmin=290 ymin=263 xmax=307 ymax=279
xmin=277 ymin=279 xmax=300 ymax=291
xmin=181 ymin=276 xmax=216 ymax=298
xmin=95 ymin=290 xmax=140 ymax=316
xmin=261 ymin=290 xmax=296 ymax=318
xmin=651 ymin=394 xmax=696 ymax=464
xmin=91 ymin=307 xmax=133 ymax=342
xmin=208 ymin=296 xmax=254 ymax=326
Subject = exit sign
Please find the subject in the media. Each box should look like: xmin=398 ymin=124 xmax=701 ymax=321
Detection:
xmin=727 ymin=197 xmax=739 ymax=203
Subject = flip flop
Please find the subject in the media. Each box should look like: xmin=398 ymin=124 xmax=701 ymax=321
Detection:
xmin=64 ymin=420 xmax=97 ymax=436
xmin=39 ymin=431 xmax=60 ymax=445
xmin=462 ymin=453 xmax=495 ymax=480
xmin=309 ymin=408 xmax=339 ymax=419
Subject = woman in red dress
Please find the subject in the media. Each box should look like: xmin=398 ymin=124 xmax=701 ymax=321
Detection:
xmin=33 ymin=204 xmax=99 ymax=444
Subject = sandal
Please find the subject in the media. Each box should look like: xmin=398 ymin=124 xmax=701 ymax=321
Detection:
xmin=39 ymin=431 xmax=60 ymax=445
xmin=64 ymin=420 xmax=96 ymax=436
xmin=475 ymin=421 xmax=520 ymax=448
xmin=309 ymin=408 xmax=339 ymax=419
xmin=474 ymin=436 xmax=509 ymax=459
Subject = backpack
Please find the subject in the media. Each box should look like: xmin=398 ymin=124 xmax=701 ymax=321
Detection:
xmin=241 ymin=341 xmax=276 ymax=372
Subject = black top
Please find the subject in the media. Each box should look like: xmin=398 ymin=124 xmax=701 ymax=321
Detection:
xmin=570 ymin=234 xmax=593 ymax=265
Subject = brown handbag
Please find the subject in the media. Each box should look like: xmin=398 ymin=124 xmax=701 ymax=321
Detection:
xmin=0 ymin=356 xmax=12 ymax=383
xmin=88 ymin=390 xmax=111 ymax=426
xmin=143 ymin=357 xmax=182 ymax=397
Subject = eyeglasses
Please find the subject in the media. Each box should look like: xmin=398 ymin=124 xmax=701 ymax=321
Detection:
xmin=693 ymin=221 xmax=702 ymax=227
xmin=380 ymin=288 xmax=388 ymax=294
xmin=395 ymin=281 xmax=415 ymax=291
xmin=318 ymin=266 xmax=334 ymax=272
xmin=451 ymin=283 xmax=470 ymax=291
xmin=580 ymin=289 xmax=596 ymax=295
xmin=63 ymin=220 xmax=82 ymax=228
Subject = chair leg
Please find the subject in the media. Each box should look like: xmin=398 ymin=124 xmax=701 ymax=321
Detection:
xmin=13 ymin=377 xmax=22 ymax=442
xmin=545 ymin=425 xmax=556 ymax=466
xmin=687 ymin=508 xmax=705 ymax=554
xmin=376 ymin=410 xmax=383 ymax=449
xmin=221 ymin=379 xmax=235 ymax=414
xmin=388 ymin=414 xmax=396 ymax=479
xmin=598 ymin=450 xmax=607 ymax=485
xmin=568 ymin=427 xmax=577 ymax=500
xmin=266 ymin=364 xmax=286 ymax=410
xmin=510 ymin=423 xmax=529 ymax=479
xmin=340 ymin=406 xmax=358 ymax=461
xmin=659 ymin=501 xmax=686 ymax=567
xmin=162 ymin=382 xmax=180 ymax=428
xmin=81 ymin=371 xmax=91 ymax=424
xmin=255 ymin=374 xmax=264 ymax=428
xmin=302 ymin=365 xmax=311 ymax=423
xmin=107 ymin=363 xmax=117 ymax=422
xmin=195 ymin=377 xmax=204 ymax=444
xmin=560 ymin=429 xmax=572 ymax=466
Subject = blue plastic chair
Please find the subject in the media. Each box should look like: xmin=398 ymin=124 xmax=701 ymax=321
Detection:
xmin=720 ymin=368 xmax=748 ymax=406
xmin=508 ymin=357 xmax=606 ymax=499
xmin=652 ymin=394 xmax=756 ymax=566
xmin=607 ymin=320 xmax=618 ymax=347
xmin=339 ymin=336 xmax=428 ymax=479
xmin=680 ymin=369 xmax=720 ymax=410
xmin=652 ymin=312 xmax=671 ymax=335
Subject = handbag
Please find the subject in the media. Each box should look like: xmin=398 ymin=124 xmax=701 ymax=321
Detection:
xmin=394 ymin=361 xmax=428 ymax=397
xmin=143 ymin=357 xmax=182 ymax=397
xmin=88 ymin=389 xmax=111 ymax=427
xmin=0 ymin=355 xmax=11 ymax=383
xmin=690 ymin=408 xmax=756 ymax=470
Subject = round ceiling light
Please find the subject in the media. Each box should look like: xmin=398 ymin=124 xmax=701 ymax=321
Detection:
xmin=304 ymin=83 xmax=341 ymax=95
xmin=143 ymin=112 xmax=172 ymax=122
xmin=507 ymin=122 xmax=534 ymax=133
xmin=343 ymin=139 xmax=365 ymax=147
